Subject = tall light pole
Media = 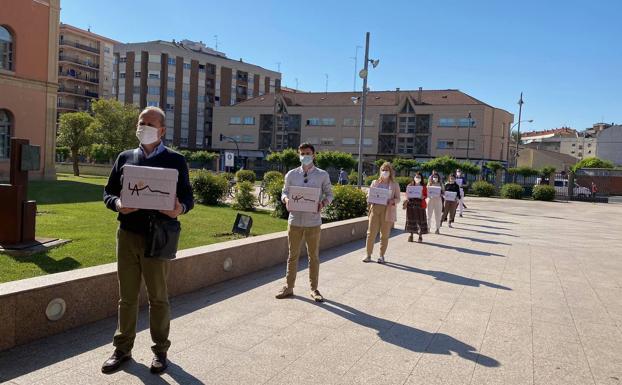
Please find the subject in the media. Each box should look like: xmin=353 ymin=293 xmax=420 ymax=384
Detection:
xmin=508 ymin=119 xmax=533 ymax=163
xmin=515 ymin=92 xmax=524 ymax=166
xmin=466 ymin=111 xmax=473 ymax=161
xmin=357 ymin=32 xmax=379 ymax=188
xmin=351 ymin=45 xmax=362 ymax=92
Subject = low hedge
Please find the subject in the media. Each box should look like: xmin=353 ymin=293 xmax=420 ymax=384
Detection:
xmin=262 ymin=171 xmax=283 ymax=186
xmin=532 ymin=185 xmax=556 ymax=201
xmin=471 ymin=180 xmax=496 ymax=197
xmin=232 ymin=180 xmax=257 ymax=211
xmin=500 ymin=183 xmax=524 ymax=199
xmin=323 ymin=185 xmax=368 ymax=221
xmin=235 ymin=169 xmax=256 ymax=184
xmin=190 ymin=170 xmax=228 ymax=205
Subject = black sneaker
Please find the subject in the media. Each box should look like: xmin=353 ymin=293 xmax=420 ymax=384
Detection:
xmin=101 ymin=349 xmax=131 ymax=374
xmin=150 ymin=352 xmax=168 ymax=374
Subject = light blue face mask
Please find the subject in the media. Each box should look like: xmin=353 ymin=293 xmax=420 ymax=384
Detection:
xmin=300 ymin=155 xmax=313 ymax=165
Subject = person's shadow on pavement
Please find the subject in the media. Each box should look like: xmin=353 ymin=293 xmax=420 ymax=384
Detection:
xmin=384 ymin=262 xmax=512 ymax=290
xmin=302 ymin=298 xmax=499 ymax=368
xmin=116 ymin=360 xmax=205 ymax=384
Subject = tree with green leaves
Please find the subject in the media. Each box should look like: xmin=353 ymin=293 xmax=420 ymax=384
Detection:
xmin=57 ymin=112 xmax=95 ymax=176
xmin=315 ymin=151 xmax=357 ymax=171
xmin=507 ymin=166 xmax=539 ymax=184
xmin=90 ymin=99 xmax=140 ymax=162
xmin=421 ymin=156 xmax=461 ymax=175
xmin=266 ymin=148 xmax=300 ymax=172
xmin=486 ymin=161 xmax=504 ymax=173
xmin=571 ymin=157 xmax=614 ymax=172
xmin=392 ymin=158 xmax=419 ymax=174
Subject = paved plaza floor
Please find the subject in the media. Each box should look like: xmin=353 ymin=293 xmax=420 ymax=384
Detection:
xmin=1 ymin=198 xmax=621 ymax=385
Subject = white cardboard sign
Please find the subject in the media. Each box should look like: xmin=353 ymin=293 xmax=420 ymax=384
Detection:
xmin=367 ymin=187 xmax=391 ymax=205
xmin=121 ymin=165 xmax=178 ymax=210
xmin=428 ymin=186 xmax=442 ymax=198
xmin=288 ymin=186 xmax=321 ymax=213
xmin=406 ymin=185 xmax=423 ymax=199
xmin=444 ymin=191 xmax=458 ymax=202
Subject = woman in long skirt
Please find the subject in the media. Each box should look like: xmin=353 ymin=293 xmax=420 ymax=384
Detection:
xmin=404 ymin=173 xmax=428 ymax=243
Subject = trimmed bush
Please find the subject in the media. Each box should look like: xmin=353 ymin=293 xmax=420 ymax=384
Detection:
xmin=221 ymin=172 xmax=234 ymax=182
xmin=232 ymin=181 xmax=257 ymax=211
xmin=532 ymin=185 xmax=556 ymax=201
xmin=267 ymin=179 xmax=289 ymax=219
xmin=190 ymin=170 xmax=228 ymax=205
xmin=471 ymin=181 xmax=496 ymax=197
xmin=235 ymin=169 xmax=256 ymax=184
xmin=365 ymin=174 xmax=378 ymax=186
xmin=395 ymin=177 xmax=412 ymax=192
xmin=348 ymin=171 xmax=358 ymax=185
xmin=323 ymin=185 xmax=368 ymax=221
xmin=262 ymin=171 xmax=283 ymax=186
xmin=500 ymin=183 xmax=524 ymax=199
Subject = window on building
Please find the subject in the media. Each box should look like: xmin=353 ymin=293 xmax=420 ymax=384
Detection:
xmin=342 ymin=138 xmax=356 ymax=145
xmin=132 ymin=86 xmax=140 ymax=94
xmin=457 ymin=139 xmax=475 ymax=149
xmin=165 ymin=103 xmax=174 ymax=111
xmin=198 ymin=95 xmax=205 ymax=103
xmin=321 ymin=138 xmax=334 ymax=146
xmin=198 ymin=64 xmax=205 ymax=72
xmin=439 ymin=118 xmax=455 ymax=127
xmin=119 ymin=57 xmax=127 ymax=63
xmin=397 ymin=137 xmax=414 ymax=154
xmin=147 ymin=87 xmax=160 ymax=95
xmin=437 ymin=140 xmax=454 ymax=149
xmin=400 ymin=101 xmax=415 ymax=114
xmin=183 ymin=63 xmax=191 ymax=70
xmin=458 ymin=118 xmax=475 ymax=127
xmin=0 ymin=109 xmax=11 ymax=159
xmin=168 ymin=57 xmax=176 ymax=65
xmin=119 ymin=73 xmax=126 ymax=79
xmin=182 ymin=91 xmax=190 ymax=100
xmin=321 ymin=118 xmax=336 ymax=126
xmin=398 ymin=116 xmax=416 ymax=133
xmin=148 ymin=73 xmax=159 ymax=79
xmin=134 ymin=72 xmax=141 ymax=78
xmin=0 ymin=26 xmax=14 ymax=71
xmin=166 ymin=89 xmax=174 ymax=97
xmin=229 ymin=117 xmax=242 ymax=125
xmin=381 ymin=115 xmax=397 ymax=133
xmin=363 ymin=138 xmax=373 ymax=146
xmin=243 ymin=116 xmax=255 ymax=125
xmin=415 ymin=136 xmax=429 ymax=155
xmin=304 ymin=137 xmax=320 ymax=145
xmin=307 ymin=118 xmax=322 ymax=126
xmin=343 ymin=118 xmax=356 ymax=126
xmin=147 ymin=101 xmax=158 ymax=107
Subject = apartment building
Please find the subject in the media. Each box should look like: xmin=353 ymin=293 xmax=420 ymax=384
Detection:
xmin=213 ymin=89 xmax=513 ymax=171
xmin=57 ymin=23 xmax=118 ymax=114
xmin=113 ymin=40 xmax=281 ymax=149
xmin=0 ymin=0 xmax=60 ymax=180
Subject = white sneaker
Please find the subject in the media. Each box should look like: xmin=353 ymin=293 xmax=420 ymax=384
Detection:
xmin=362 ymin=255 xmax=372 ymax=263
xmin=377 ymin=256 xmax=385 ymax=264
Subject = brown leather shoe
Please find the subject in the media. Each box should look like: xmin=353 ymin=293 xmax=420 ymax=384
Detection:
xmin=275 ymin=286 xmax=294 ymax=299
xmin=101 ymin=349 xmax=131 ymax=374
xmin=150 ymin=352 xmax=168 ymax=374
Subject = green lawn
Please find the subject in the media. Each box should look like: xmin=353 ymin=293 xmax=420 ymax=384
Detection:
xmin=0 ymin=174 xmax=287 ymax=283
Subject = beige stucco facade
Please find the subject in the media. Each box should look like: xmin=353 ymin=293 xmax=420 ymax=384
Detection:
xmin=213 ymin=90 xmax=513 ymax=168
xmin=0 ymin=0 xmax=60 ymax=180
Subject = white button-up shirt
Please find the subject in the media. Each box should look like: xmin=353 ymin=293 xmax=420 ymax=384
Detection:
xmin=281 ymin=165 xmax=333 ymax=227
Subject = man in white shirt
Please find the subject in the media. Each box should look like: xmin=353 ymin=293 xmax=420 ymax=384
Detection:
xmin=276 ymin=143 xmax=333 ymax=302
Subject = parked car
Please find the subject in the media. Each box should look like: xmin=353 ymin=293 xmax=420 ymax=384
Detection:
xmin=539 ymin=179 xmax=591 ymax=197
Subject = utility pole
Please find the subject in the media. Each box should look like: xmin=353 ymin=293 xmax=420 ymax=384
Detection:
xmin=515 ymin=92 xmax=524 ymax=167
xmin=357 ymin=33 xmax=370 ymax=188
xmin=351 ymin=45 xmax=362 ymax=91
xmin=325 ymin=73 xmax=329 ymax=93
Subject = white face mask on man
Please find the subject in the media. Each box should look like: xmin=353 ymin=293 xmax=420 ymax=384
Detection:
xmin=136 ymin=125 xmax=160 ymax=145
xmin=299 ymin=155 xmax=313 ymax=166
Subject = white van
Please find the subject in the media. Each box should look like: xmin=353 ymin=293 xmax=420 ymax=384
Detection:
xmin=551 ymin=179 xmax=591 ymax=197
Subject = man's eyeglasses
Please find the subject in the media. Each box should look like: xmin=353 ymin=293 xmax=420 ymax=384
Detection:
xmin=304 ymin=172 xmax=308 ymax=184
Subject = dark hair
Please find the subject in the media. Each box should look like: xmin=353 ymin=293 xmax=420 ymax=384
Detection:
xmin=449 ymin=173 xmax=456 ymax=179
xmin=414 ymin=172 xmax=423 ymax=179
xmin=298 ymin=142 xmax=315 ymax=153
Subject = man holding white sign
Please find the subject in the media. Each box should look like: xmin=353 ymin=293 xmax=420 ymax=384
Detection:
xmin=441 ymin=174 xmax=462 ymax=228
xmin=102 ymin=107 xmax=193 ymax=375
xmin=276 ymin=143 xmax=333 ymax=302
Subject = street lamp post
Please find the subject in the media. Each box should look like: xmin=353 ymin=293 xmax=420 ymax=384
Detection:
xmin=466 ymin=111 xmax=473 ymax=161
xmin=356 ymin=32 xmax=379 ymax=188
xmin=515 ymin=92 xmax=524 ymax=167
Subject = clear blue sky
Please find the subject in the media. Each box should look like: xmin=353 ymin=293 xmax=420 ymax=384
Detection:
xmin=60 ymin=0 xmax=621 ymax=133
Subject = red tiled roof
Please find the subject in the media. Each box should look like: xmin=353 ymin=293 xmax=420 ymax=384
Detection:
xmin=521 ymin=127 xmax=576 ymax=138
xmin=234 ymin=90 xmax=494 ymax=108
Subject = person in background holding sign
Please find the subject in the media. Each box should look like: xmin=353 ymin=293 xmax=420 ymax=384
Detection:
xmin=455 ymin=169 xmax=467 ymax=217
xmin=441 ymin=174 xmax=461 ymax=228
xmin=102 ymin=107 xmax=194 ymax=375
xmin=403 ymin=172 xmax=428 ymax=243
xmin=363 ymin=162 xmax=401 ymax=264
xmin=426 ymin=173 xmax=444 ymax=234
xmin=276 ymin=143 xmax=333 ymax=302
